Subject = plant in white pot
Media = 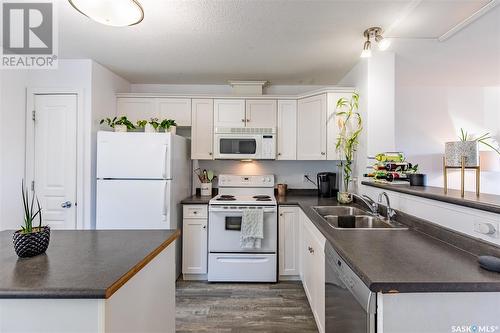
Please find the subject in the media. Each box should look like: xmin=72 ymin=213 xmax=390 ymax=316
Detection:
xmin=335 ymin=92 xmax=363 ymax=204
xmin=13 ymin=181 xmax=50 ymax=258
xmin=100 ymin=116 xmax=135 ymax=132
xmin=137 ymin=118 xmax=160 ymax=133
xmin=445 ymin=129 xmax=500 ymax=167
xmin=160 ymin=119 xmax=177 ymax=135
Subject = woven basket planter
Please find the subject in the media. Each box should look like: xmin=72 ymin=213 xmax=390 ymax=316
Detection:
xmin=13 ymin=226 xmax=50 ymax=258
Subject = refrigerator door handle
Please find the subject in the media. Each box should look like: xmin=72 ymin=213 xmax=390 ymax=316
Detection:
xmin=162 ymin=181 xmax=168 ymax=219
xmin=162 ymin=144 xmax=168 ymax=179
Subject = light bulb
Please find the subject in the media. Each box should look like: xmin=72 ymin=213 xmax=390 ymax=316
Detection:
xmin=377 ymin=38 xmax=391 ymax=51
xmin=68 ymin=0 xmax=144 ymax=27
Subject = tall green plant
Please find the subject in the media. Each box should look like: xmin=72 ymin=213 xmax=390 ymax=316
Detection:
xmin=21 ymin=180 xmax=42 ymax=233
xmin=335 ymin=92 xmax=363 ymax=193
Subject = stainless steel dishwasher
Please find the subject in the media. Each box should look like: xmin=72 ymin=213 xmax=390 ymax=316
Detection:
xmin=325 ymin=241 xmax=376 ymax=332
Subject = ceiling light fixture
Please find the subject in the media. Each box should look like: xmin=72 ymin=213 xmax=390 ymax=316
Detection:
xmin=360 ymin=27 xmax=391 ymax=58
xmin=68 ymin=0 xmax=144 ymax=27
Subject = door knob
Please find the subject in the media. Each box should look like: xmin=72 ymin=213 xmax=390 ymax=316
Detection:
xmin=61 ymin=201 xmax=72 ymax=208
xmin=203 ymin=225 xmax=207 ymax=229
xmin=241 ymin=119 xmax=246 ymax=122
xmin=246 ymin=119 xmax=250 ymax=122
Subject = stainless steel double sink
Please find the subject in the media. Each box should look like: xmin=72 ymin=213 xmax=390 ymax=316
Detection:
xmin=312 ymin=206 xmax=408 ymax=230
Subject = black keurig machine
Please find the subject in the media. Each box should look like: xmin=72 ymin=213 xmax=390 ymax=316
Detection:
xmin=317 ymin=172 xmax=338 ymax=197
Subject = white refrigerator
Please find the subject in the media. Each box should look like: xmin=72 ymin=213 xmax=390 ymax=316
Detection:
xmin=96 ymin=131 xmax=190 ymax=231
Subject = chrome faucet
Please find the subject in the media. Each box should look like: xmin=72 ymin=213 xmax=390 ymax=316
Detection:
xmin=349 ymin=193 xmax=379 ymax=215
xmin=378 ymin=192 xmax=396 ymax=222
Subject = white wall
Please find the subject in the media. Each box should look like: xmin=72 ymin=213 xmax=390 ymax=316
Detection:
xmin=394 ymin=6 xmax=500 ymax=195
xmin=0 ymin=60 xmax=130 ymax=231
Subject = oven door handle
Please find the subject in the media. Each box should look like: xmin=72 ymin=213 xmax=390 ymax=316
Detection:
xmin=209 ymin=207 xmax=277 ymax=213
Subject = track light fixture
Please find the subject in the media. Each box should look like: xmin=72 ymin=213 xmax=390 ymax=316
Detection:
xmin=360 ymin=27 xmax=391 ymax=58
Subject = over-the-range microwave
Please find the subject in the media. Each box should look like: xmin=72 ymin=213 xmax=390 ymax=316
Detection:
xmin=214 ymin=127 xmax=276 ymax=160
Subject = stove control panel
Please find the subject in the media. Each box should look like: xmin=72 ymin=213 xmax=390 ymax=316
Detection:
xmin=218 ymin=174 xmax=275 ymax=188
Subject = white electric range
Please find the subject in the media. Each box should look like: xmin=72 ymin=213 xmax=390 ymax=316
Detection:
xmin=208 ymin=174 xmax=277 ymax=282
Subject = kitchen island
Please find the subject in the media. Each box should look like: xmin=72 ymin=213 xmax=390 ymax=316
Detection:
xmin=0 ymin=229 xmax=180 ymax=333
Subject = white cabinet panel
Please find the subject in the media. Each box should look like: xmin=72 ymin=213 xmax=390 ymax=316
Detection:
xmin=214 ymin=99 xmax=246 ymax=128
xmin=157 ymin=98 xmax=192 ymax=126
xmin=116 ymin=98 xmax=156 ymax=123
xmin=182 ymin=217 xmax=208 ymax=274
xmin=277 ymin=100 xmax=297 ymax=160
xmin=191 ymin=99 xmax=214 ymax=160
xmin=279 ymin=206 xmax=300 ymax=277
xmin=327 ymin=92 xmax=352 ymax=160
xmin=245 ymin=99 xmax=277 ymax=128
xmin=297 ymin=94 xmax=327 ymax=160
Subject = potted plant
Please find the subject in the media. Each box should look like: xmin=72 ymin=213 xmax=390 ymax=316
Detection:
xmin=13 ymin=181 xmax=50 ymax=258
xmin=445 ymin=129 xmax=500 ymax=167
xmin=160 ymin=119 xmax=177 ymax=135
xmin=335 ymin=92 xmax=363 ymax=204
xmin=137 ymin=118 xmax=160 ymax=133
xmin=407 ymin=164 xmax=426 ymax=186
xmin=100 ymin=116 xmax=135 ymax=132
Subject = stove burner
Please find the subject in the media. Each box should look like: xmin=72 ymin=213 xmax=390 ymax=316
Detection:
xmin=256 ymin=198 xmax=272 ymax=201
xmin=253 ymin=195 xmax=271 ymax=199
xmin=216 ymin=197 xmax=237 ymax=201
xmin=220 ymin=195 xmax=235 ymax=198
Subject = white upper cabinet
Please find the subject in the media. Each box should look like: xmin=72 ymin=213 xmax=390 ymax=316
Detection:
xmin=157 ymin=98 xmax=192 ymax=126
xmin=297 ymin=94 xmax=327 ymax=160
xmin=245 ymin=100 xmax=277 ymax=128
xmin=116 ymin=98 xmax=156 ymax=123
xmin=191 ymin=99 xmax=214 ymax=160
xmin=277 ymin=100 xmax=297 ymax=160
xmin=116 ymin=97 xmax=191 ymax=126
xmin=326 ymin=92 xmax=351 ymax=160
xmin=214 ymin=99 xmax=246 ymax=128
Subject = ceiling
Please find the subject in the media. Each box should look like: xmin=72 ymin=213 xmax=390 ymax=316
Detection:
xmin=58 ymin=0 xmax=492 ymax=84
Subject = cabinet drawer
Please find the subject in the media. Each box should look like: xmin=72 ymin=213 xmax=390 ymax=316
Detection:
xmin=183 ymin=205 xmax=208 ymax=218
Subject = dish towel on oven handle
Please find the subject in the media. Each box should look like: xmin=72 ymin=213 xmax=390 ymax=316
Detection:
xmin=240 ymin=208 xmax=264 ymax=249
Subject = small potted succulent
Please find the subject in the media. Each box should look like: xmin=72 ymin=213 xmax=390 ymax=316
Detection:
xmin=137 ymin=118 xmax=160 ymax=133
xmin=407 ymin=164 xmax=426 ymax=186
xmin=160 ymin=119 xmax=177 ymax=135
xmin=13 ymin=181 xmax=50 ymax=258
xmin=100 ymin=116 xmax=135 ymax=132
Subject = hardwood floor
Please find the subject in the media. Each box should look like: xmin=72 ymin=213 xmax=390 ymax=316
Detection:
xmin=176 ymin=280 xmax=318 ymax=332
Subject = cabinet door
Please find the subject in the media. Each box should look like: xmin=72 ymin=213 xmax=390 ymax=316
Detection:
xmin=116 ymin=98 xmax=157 ymax=123
xmin=191 ymin=99 xmax=214 ymax=160
xmin=277 ymin=100 xmax=297 ymax=160
xmin=245 ymin=100 xmax=277 ymax=128
xmin=157 ymin=98 xmax=192 ymax=126
xmin=182 ymin=218 xmax=208 ymax=274
xmin=327 ymin=92 xmax=352 ymax=160
xmin=214 ymin=99 xmax=246 ymax=128
xmin=279 ymin=206 xmax=300 ymax=276
xmin=297 ymin=94 xmax=327 ymax=160
xmin=301 ymin=221 xmax=316 ymax=310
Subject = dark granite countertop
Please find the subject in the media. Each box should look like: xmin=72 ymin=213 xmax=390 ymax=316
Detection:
xmin=278 ymin=194 xmax=500 ymax=293
xmin=181 ymin=194 xmax=213 ymax=204
xmin=0 ymin=229 xmax=180 ymax=299
xmin=362 ymin=181 xmax=500 ymax=214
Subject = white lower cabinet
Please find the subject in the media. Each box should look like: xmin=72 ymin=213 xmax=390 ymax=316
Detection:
xmin=279 ymin=206 xmax=300 ymax=278
xmin=182 ymin=205 xmax=208 ymax=279
xmin=299 ymin=209 xmax=326 ymax=333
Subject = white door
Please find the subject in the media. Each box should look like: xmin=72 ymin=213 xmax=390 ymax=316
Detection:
xmin=191 ymin=99 xmax=214 ymax=160
xmin=214 ymin=99 xmax=246 ymax=128
xmin=277 ymin=100 xmax=297 ymax=160
xmin=182 ymin=218 xmax=208 ymax=274
xmin=279 ymin=206 xmax=300 ymax=276
xmin=116 ymin=97 xmax=156 ymax=123
xmin=297 ymin=94 xmax=327 ymax=160
xmin=96 ymin=179 xmax=170 ymax=229
xmin=327 ymin=92 xmax=352 ymax=160
xmin=245 ymin=100 xmax=277 ymax=128
xmin=32 ymin=94 xmax=77 ymax=229
xmin=157 ymin=98 xmax=192 ymax=126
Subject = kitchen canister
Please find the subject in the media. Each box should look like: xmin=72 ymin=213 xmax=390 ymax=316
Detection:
xmin=200 ymin=183 xmax=212 ymax=196
xmin=277 ymin=183 xmax=288 ymax=196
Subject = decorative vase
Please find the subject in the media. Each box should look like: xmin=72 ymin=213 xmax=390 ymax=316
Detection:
xmin=409 ymin=174 xmax=426 ymax=186
xmin=167 ymin=126 xmax=177 ymax=135
xmin=337 ymin=191 xmax=352 ymax=204
xmin=144 ymin=123 xmax=157 ymax=133
xmin=13 ymin=226 xmax=50 ymax=258
xmin=200 ymin=183 xmax=212 ymax=196
xmin=445 ymin=141 xmax=479 ymax=167
xmin=114 ymin=124 xmax=127 ymax=133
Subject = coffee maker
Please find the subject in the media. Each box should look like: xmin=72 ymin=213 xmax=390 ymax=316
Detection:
xmin=317 ymin=172 xmax=338 ymax=198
